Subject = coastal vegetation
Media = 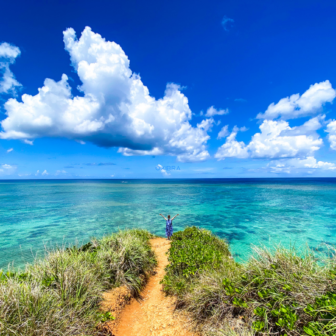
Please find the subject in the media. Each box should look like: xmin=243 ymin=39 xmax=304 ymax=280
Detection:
xmin=0 ymin=229 xmax=156 ymax=336
xmin=162 ymin=226 xmax=336 ymax=336
xmin=2 ymin=226 xmax=336 ymax=336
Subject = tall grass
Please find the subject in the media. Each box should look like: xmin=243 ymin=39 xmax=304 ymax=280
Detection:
xmin=163 ymin=227 xmax=336 ymax=336
xmin=0 ymin=229 xmax=156 ymax=336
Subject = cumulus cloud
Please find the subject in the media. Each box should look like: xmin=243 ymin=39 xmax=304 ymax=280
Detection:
xmin=215 ymin=118 xmax=323 ymax=161
xmin=257 ymin=81 xmax=336 ymax=120
xmin=0 ymin=27 xmax=212 ymax=162
xmin=215 ymin=127 xmax=249 ymax=160
xmin=279 ymin=115 xmax=324 ymax=137
xmin=326 ymin=119 xmax=336 ymax=150
xmin=216 ymin=80 xmax=336 ymax=173
xmin=42 ymin=170 xmax=49 ymax=175
xmin=217 ymin=125 xmax=229 ymax=139
xmin=204 ymin=106 xmax=229 ymax=117
xmin=197 ymin=118 xmax=214 ymax=132
xmin=0 ymin=42 xmax=21 ymax=95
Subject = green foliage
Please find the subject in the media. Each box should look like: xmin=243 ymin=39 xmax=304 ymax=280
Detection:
xmin=302 ymin=292 xmax=336 ymax=335
xmin=161 ymin=226 xmax=231 ymax=295
xmin=271 ymin=305 xmax=298 ymax=330
xmin=0 ymin=229 xmax=156 ymax=336
xmin=97 ymin=311 xmax=115 ymax=323
xmin=162 ymin=228 xmax=336 ymax=336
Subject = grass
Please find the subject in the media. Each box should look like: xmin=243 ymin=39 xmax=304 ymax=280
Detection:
xmin=0 ymin=229 xmax=157 ymax=336
xmin=163 ymin=227 xmax=336 ymax=336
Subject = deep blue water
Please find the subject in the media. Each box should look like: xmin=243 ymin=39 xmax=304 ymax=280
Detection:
xmin=1 ymin=178 xmax=336 ymax=269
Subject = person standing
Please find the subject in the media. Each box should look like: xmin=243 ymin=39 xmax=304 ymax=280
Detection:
xmin=159 ymin=213 xmax=179 ymax=240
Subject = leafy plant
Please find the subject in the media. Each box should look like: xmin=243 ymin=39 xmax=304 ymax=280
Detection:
xmin=302 ymin=292 xmax=336 ymax=335
xmin=162 ymin=228 xmax=336 ymax=336
xmin=161 ymin=226 xmax=231 ymax=295
xmin=97 ymin=311 xmax=115 ymax=323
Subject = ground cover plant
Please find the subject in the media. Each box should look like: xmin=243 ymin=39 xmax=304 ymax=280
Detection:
xmin=0 ymin=229 xmax=156 ymax=336
xmin=161 ymin=226 xmax=231 ymax=296
xmin=163 ymin=227 xmax=336 ymax=336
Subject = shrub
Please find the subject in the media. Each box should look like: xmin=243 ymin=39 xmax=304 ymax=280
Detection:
xmin=161 ymin=226 xmax=231 ymax=295
xmin=0 ymin=229 xmax=156 ymax=336
xmin=164 ymin=227 xmax=336 ymax=336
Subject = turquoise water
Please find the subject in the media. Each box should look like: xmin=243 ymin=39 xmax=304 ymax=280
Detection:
xmin=1 ymin=178 xmax=336 ymax=269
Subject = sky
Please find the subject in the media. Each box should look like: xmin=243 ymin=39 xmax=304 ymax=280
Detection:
xmin=1 ymin=0 xmax=336 ymax=179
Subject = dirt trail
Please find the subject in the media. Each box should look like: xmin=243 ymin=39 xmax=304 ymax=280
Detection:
xmin=114 ymin=238 xmax=196 ymax=336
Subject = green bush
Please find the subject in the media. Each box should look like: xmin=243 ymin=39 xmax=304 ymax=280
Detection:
xmin=0 ymin=229 xmax=156 ymax=336
xmin=163 ymin=227 xmax=336 ymax=336
xmin=161 ymin=226 xmax=231 ymax=295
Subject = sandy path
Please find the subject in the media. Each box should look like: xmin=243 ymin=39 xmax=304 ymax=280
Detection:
xmin=114 ymin=238 xmax=196 ymax=336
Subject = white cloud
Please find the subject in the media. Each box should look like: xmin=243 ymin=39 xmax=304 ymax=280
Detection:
xmin=0 ymin=163 xmax=17 ymax=175
xmin=0 ymin=27 xmax=211 ymax=162
xmin=197 ymin=118 xmax=214 ymax=132
xmin=248 ymin=120 xmax=322 ymax=159
xmin=279 ymin=115 xmax=324 ymax=137
xmin=6 ymin=148 xmax=13 ymax=153
xmin=215 ymin=118 xmax=322 ymax=160
xmin=326 ymin=119 xmax=336 ymax=150
xmin=156 ymin=164 xmax=170 ymax=176
xmin=0 ymin=42 xmax=21 ymax=95
xmin=0 ymin=43 xmax=20 ymax=58
xmin=205 ymin=106 xmax=229 ymax=117
xmin=257 ymin=81 xmax=336 ymax=120
xmin=23 ymin=139 xmax=34 ymax=145
xmin=35 ymin=170 xmax=40 ymax=176
xmin=215 ymin=127 xmax=249 ymax=160
xmin=217 ymin=125 xmax=247 ymax=140
xmin=217 ymin=125 xmax=229 ymax=139
xmin=42 ymin=170 xmax=49 ymax=175
xmin=268 ymin=157 xmax=336 ymax=174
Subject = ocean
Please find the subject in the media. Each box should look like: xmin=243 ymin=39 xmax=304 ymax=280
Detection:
xmin=1 ymin=178 xmax=336 ymax=269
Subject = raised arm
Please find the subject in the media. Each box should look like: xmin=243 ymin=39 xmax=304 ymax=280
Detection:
xmin=159 ymin=214 xmax=167 ymax=220
xmin=172 ymin=214 xmax=179 ymax=220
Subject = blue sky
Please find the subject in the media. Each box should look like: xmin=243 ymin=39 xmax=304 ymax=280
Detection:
xmin=1 ymin=0 xmax=336 ymax=178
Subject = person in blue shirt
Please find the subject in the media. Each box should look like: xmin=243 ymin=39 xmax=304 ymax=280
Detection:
xmin=159 ymin=213 xmax=179 ymax=240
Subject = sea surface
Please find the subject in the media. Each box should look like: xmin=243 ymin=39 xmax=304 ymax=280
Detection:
xmin=1 ymin=178 xmax=336 ymax=269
